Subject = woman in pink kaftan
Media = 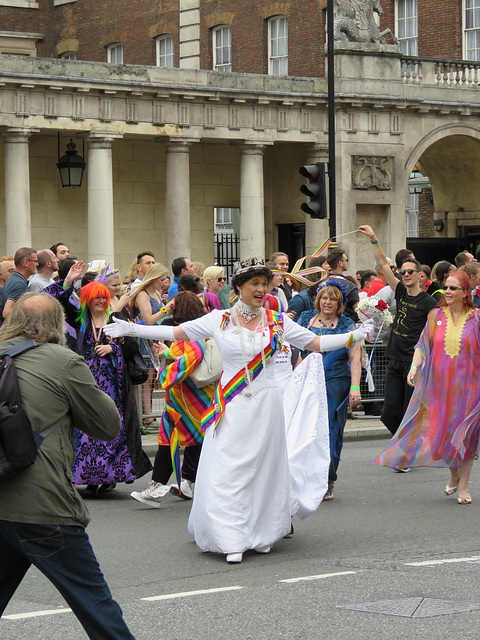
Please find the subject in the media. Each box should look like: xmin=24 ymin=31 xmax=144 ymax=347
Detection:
xmin=374 ymin=270 xmax=480 ymax=504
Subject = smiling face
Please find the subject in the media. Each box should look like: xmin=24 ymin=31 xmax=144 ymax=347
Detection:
xmin=318 ymin=292 xmax=340 ymax=318
xmin=399 ymin=261 xmax=419 ymax=289
xmin=207 ymin=270 xmax=225 ymax=294
xmin=444 ymin=275 xmax=467 ymax=308
xmin=238 ymin=275 xmax=268 ymax=308
xmin=90 ymin=295 xmax=108 ymax=313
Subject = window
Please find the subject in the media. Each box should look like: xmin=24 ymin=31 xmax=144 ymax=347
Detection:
xmin=156 ymin=35 xmax=174 ymax=68
xmin=406 ymin=192 xmax=419 ymax=237
xmin=0 ymin=31 xmax=42 ymax=56
xmin=395 ymin=0 xmax=418 ymax=56
xmin=214 ymin=207 xmax=237 ymax=234
xmin=107 ymin=43 xmax=123 ymax=64
xmin=268 ymin=16 xmax=288 ymax=75
xmin=212 ymin=25 xmax=232 ymax=72
xmin=465 ymin=0 xmax=480 ymax=60
xmin=60 ymin=51 xmax=77 ymax=60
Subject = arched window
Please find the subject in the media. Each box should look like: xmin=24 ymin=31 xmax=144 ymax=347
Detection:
xmin=106 ymin=43 xmax=123 ymax=64
xmin=156 ymin=35 xmax=174 ymax=68
xmin=212 ymin=25 xmax=232 ymax=72
xmin=268 ymin=16 xmax=288 ymax=75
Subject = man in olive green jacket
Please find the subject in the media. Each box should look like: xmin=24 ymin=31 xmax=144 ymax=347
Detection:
xmin=0 ymin=293 xmax=135 ymax=640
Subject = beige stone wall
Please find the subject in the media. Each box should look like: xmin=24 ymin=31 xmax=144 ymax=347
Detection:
xmin=0 ymin=136 xmax=306 ymax=275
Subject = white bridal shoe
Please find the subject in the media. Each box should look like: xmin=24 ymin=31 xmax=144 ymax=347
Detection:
xmin=226 ymin=553 xmax=243 ymax=564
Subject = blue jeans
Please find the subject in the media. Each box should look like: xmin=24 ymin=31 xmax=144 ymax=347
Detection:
xmin=0 ymin=520 xmax=135 ymax=640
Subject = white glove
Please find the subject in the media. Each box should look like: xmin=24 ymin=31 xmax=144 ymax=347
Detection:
xmin=103 ymin=317 xmax=175 ymax=341
xmin=352 ymin=319 xmax=376 ymax=343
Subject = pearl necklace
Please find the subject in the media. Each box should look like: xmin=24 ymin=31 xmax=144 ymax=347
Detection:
xmin=231 ymin=305 xmax=269 ymax=405
xmin=234 ymin=299 xmax=263 ymax=323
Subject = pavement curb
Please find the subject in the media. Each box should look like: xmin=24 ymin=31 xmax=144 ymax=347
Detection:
xmin=140 ymin=417 xmax=390 ymax=457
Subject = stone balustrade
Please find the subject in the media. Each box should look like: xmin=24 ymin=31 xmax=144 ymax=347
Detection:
xmin=401 ymin=56 xmax=480 ymax=87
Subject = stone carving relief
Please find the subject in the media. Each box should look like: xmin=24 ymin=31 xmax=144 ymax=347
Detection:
xmin=334 ymin=0 xmax=399 ymax=44
xmin=352 ymin=155 xmax=393 ymax=190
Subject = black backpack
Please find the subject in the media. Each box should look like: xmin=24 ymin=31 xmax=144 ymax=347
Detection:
xmin=0 ymin=340 xmax=61 ymax=481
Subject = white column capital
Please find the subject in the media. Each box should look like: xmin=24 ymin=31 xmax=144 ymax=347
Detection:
xmin=237 ymin=142 xmax=273 ymax=156
xmin=87 ymin=131 xmax=123 ymax=148
xmin=3 ymin=127 xmax=39 ymax=142
xmin=161 ymin=137 xmax=200 ymax=151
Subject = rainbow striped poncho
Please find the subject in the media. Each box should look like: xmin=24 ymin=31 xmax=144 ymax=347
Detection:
xmin=157 ymin=340 xmax=216 ymax=485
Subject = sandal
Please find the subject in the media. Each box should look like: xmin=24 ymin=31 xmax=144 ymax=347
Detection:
xmin=140 ymin=419 xmax=158 ymax=435
xmin=445 ymin=481 xmax=459 ymax=496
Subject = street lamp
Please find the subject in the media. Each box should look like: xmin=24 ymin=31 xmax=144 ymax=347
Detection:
xmin=408 ymin=167 xmax=430 ymax=195
xmin=57 ymin=134 xmax=86 ymax=188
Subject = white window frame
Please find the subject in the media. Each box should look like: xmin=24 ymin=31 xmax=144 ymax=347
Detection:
xmin=395 ymin=0 xmax=418 ymax=56
xmin=155 ymin=34 xmax=174 ymax=68
xmin=268 ymin=16 xmax=288 ymax=76
xmin=212 ymin=25 xmax=232 ymax=72
xmin=107 ymin=43 xmax=123 ymax=64
xmin=406 ymin=192 xmax=419 ymax=238
xmin=60 ymin=51 xmax=77 ymax=60
xmin=463 ymin=0 xmax=480 ymax=60
xmin=0 ymin=1 xmax=38 ymax=7
xmin=214 ymin=207 xmax=237 ymax=234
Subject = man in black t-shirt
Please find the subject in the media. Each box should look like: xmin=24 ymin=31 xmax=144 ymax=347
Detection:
xmin=357 ymin=226 xmax=437 ymax=437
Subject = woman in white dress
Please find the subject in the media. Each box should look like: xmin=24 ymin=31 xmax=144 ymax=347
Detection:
xmin=104 ymin=258 xmax=373 ymax=563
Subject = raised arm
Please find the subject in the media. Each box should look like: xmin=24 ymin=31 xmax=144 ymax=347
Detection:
xmin=357 ymin=225 xmax=399 ymax=293
xmin=303 ymin=320 xmax=375 ymax=353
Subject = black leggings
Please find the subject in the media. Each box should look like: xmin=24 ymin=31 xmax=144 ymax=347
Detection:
xmin=151 ymin=445 xmax=202 ymax=485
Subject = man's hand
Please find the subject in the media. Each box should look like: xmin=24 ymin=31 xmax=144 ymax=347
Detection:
xmin=64 ymin=261 xmax=85 ymax=288
xmin=357 ymin=225 xmax=375 ymax=238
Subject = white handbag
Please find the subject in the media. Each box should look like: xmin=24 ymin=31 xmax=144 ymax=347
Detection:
xmin=189 ymin=339 xmax=223 ymax=388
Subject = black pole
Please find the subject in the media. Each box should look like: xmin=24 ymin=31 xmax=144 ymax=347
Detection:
xmin=327 ymin=0 xmax=336 ymax=239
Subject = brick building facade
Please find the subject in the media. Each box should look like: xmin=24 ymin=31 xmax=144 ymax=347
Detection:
xmin=1 ymin=1 xmax=480 ymax=272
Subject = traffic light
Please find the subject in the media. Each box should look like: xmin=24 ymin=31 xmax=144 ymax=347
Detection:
xmin=299 ymin=162 xmax=327 ymax=219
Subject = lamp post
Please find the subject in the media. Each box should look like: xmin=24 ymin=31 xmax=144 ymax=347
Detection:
xmin=57 ymin=134 xmax=86 ymax=187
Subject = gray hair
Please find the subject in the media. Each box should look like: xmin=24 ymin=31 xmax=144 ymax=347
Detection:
xmin=0 ymin=292 xmax=66 ymax=346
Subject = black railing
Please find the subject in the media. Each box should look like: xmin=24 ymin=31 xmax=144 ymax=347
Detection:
xmin=214 ymin=232 xmax=239 ymax=280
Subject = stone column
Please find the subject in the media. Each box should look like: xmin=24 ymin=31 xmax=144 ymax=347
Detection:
xmin=303 ymin=144 xmax=330 ymax=257
xmin=87 ymin=133 xmax=122 ymax=265
xmin=4 ymin=128 xmax=36 ymax=253
xmin=165 ymin=140 xmax=193 ymax=270
xmin=239 ymin=144 xmax=267 ymax=259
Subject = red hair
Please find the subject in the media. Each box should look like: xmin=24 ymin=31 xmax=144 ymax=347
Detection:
xmin=440 ymin=269 xmax=474 ymax=310
xmin=80 ymin=281 xmax=111 ymax=309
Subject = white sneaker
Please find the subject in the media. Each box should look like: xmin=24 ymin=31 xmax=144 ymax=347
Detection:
xmin=130 ymin=482 xmax=170 ymax=508
xmin=169 ymin=479 xmax=193 ymax=500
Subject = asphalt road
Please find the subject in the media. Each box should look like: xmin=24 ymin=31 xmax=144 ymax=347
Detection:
xmin=2 ymin=440 xmax=480 ymax=640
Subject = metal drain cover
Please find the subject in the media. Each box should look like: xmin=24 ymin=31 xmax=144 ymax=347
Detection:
xmin=338 ymin=597 xmax=480 ymax=618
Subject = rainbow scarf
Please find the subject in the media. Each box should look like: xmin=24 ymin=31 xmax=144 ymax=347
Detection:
xmin=201 ymin=310 xmax=284 ymax=434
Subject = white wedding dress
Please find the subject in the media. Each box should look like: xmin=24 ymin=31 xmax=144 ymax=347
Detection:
xmin=181 ymin=309 xmax=329 ymax=555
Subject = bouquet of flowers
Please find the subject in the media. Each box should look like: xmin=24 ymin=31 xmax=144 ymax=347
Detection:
xmin=356 ymin=297 xmax=393 ymax=392
xmin=356 ymin=296 xmax=393 ymax=339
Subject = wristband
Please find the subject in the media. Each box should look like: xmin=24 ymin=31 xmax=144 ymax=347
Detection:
xmin=370 ymin=239 xmax=379 ymax=245
xmin=160 ymin=306 xmax=168 ymax=314
xmin=410 ymin=365 xmax=417 ymax=372
xmin=350 ymin=385 xmax=360 ymax=390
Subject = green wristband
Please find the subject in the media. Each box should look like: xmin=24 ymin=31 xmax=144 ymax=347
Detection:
xmin=370 ymin=239 xmax=379 ymax=245
xmin=350 ymin=385 xmax=360 ymax=391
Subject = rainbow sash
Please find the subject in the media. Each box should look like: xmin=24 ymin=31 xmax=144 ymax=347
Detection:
xmin=201 ymin=310 xmax=284 ymax=434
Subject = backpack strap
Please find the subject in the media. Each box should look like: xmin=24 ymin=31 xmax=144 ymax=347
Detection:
xmin=0 ymin=339 xmax=38 ymax=359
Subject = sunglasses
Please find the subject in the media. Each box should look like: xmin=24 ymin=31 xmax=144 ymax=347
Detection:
xmin=444 ymin=285 xmax=463 ymax=291
xmin=399 ymin=269 xmax=417 ymax=276
xmin=217 ymin=277 xmax=226 ymax=282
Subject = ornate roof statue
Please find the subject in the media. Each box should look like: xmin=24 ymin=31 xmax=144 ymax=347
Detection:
xmin=334 ymin=0 xmax=399 ymax=45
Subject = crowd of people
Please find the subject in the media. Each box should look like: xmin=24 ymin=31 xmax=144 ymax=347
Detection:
xmin=1 ymin=231 xmax=480 ymax=635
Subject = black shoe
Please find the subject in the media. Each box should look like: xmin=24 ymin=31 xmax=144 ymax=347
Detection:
xmin=98 ymin=482 xmax=117 ymax=493
xmin=85 ymin=484 xmax=99 ymax=495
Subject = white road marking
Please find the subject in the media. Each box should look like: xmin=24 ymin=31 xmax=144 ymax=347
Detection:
xmin=142 ymin=585 xmax=244 ymax=602
xmin=279 ymin=570 xmax=357 ymax=584
xmin=3 ymin=608 xmax=72 ymax=621
xmin=405 ymin=555 xmax=480 ymax=567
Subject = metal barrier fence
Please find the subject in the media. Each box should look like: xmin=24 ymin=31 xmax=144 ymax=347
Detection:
xmin=360 ymin=342 xmax=387 ymax=405
xmin=135 ymin=343 xmax=389 ymax=424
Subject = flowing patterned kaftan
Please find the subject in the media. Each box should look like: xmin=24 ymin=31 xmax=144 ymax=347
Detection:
xmin=374 ymin=307 xmax=480 ymax=469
